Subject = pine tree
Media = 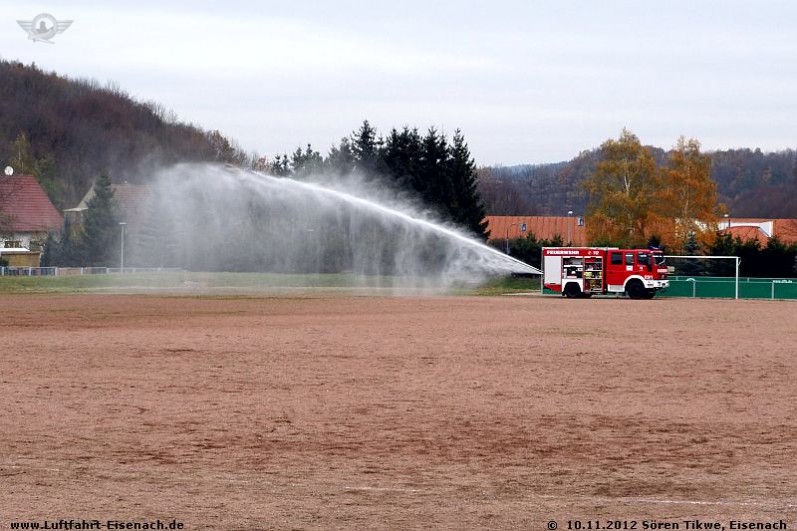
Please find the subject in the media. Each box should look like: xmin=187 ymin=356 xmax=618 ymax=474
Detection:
xmin=40 ymin=230 xmax=60 ymax=267
xmin=351 ymin=120 xmax=382 ymax=176
xmin=382 ymin=127 xmax=422 ymax=191
xmin=326 ymin=138 xmax=356 ymax=175
xmin=419 ymin=127 xmax=452 ymax=216
xmin=290 ymin=144 xmax=323 ymax=178
xmin=81 ymin=173 xmax=120 ymax=266
xmin=681 ymin=232 xmax=706 ymax=276
xmin=271 ymin=154 xmax=292 ymax=176
xmin=448 ymin=130 xmax=488 ymax=239
xmin=41 ymin=218 xmax=80 ymax=266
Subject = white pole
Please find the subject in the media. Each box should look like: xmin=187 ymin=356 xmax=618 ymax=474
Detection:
xmin=567 ymin=210 xmax=573 ymax=245
xmin=505 ymin=222 xmax=518 ymax=255
xmin=540 ymin=247 xmax=545 ymax=294
xmin=119 ymin=222 xmax=127 ymax=273
xmin=735 ymin=257 xmax=740 ymax=300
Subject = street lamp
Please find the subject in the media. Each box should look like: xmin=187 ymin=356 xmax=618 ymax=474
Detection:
xmin=567 ymin=210 xmax=573 ymax=245
xmin=724 ymin=213 xmax=730 ymax=229
xmin=505 ymin=222 xmax=527 ymax=255
xmin=119 ymin=222 xmax=127 ymax=273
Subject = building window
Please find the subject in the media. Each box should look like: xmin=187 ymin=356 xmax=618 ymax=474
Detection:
xmin=3 ymin=240 xmax=22 ymax=248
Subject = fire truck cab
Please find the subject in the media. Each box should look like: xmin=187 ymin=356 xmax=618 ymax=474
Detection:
xmin=543 ymin=247 xmax=669 ymax=299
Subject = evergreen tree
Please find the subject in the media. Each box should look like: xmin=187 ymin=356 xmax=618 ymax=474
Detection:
xmin=278 ymin=122 xmax=490 ymax=240
xmin=271 ymin=154 xmax=292 ymax=176
xmin=419 ymin=127 xmax=451 ymax=213
xmin=759 ymin=237 xmax=796 ymax=278
xmin=41 ymin=218 xmax=80 ymax=266
xmin=706 ymin=231 xmax=736 ymax=277
xmin=382 ymin=127 xmax=422 ymax=191
xmin=681 ymin=232 xmax=706 ymax=276
xmin=290 ymin=144 xmax=323 ymax=178
xmin=81 ymin=173 xmax=120 ymax=266
xmin=326 ymin=137 xmax=356 ymax=175
xmin=448 ymin=130 xmax=488 ymax=239
xmin=40 ymin=231 xmax=60 ymax=267
xmin=351 ymin=120 xmax=382 ymax=176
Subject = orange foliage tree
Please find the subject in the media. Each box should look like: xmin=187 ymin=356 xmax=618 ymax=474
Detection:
xmin=585 ymin=131 xmax=721 ymax=250
xmin=583 ymin=129 xmax=660 ymax=247
xmin=650 ymin=137 xmax=720 ymax=250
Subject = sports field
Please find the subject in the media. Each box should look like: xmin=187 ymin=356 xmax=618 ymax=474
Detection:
xmin=2 ymin=293 xmax=795 ymax=529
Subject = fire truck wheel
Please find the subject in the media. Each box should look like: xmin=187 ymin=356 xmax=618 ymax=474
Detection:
xmin=626 ymin=279 xmax=645 ymax=299
xmin=579 ymin=292 xmax=593 ymax=298
xmin=564 ymin=283 xmax=581 ymax=298
xmin=642 ymin=290 xmax=656 ymax=299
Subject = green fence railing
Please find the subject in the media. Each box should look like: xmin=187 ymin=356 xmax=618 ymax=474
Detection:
xmin=662 ymin=276 xmax=797 ymax=300
xmin=541 ymin=277 xmax=797 ymax=300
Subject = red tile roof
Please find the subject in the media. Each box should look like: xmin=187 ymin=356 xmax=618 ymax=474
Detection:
xmin=485 ymin=215 xmax=587 ymax=246
xmin=0 ymin=175 xmax=63 ymax=232
xmin=773 ymin=219 xmax=797 ymax=245
xmin=718 ymin=218 xmax=797 ymax=246
xmin=724 ymin=225 xmax=769 ymax=243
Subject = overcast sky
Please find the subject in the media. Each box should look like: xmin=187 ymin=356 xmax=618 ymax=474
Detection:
xmin=2 ymin=1 xmax=796 ymax=165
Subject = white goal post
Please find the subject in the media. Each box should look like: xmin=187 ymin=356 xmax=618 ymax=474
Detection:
xmin=663 ymin=255 xmax=741 ymax=300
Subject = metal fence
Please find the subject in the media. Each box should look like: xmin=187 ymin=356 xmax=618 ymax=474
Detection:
xmin=661 ymin=276 xmax=797 ymax=300
xmin=0 ymin=267 xmax=182 ymax=277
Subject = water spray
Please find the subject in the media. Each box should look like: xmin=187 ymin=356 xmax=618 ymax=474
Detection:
xmin=140 ymin=163 xmax=540 ymax=286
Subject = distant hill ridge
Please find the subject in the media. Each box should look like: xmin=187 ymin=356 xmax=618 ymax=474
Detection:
xmin=480 ymin=146 xmax=797 ymax=218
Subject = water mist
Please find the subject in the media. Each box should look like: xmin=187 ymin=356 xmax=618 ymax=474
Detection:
xmin=133 ymin=163 xmax=540 ymax=290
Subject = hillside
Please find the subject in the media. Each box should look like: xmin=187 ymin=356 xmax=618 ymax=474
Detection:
xmin=0 ymin=60 xmax=250 ymax=208
xmin=479 ymin=147 xmax=797 ymax=218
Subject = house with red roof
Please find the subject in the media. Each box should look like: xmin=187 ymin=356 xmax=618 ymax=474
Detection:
xmin=0 ymin=174 xmax=64 ymax=266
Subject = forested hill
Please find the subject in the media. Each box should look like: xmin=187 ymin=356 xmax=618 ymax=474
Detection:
xmin=479 ymin=147 xmax=797 ymax=218
xmin=0 ymin=60 xmax=250 ymax=208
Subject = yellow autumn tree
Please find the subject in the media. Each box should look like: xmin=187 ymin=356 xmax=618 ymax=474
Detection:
xmin=584 ymin=129 xmax=660 ymax=247
xmin=651 ymin=137 xmax=719 ymax=250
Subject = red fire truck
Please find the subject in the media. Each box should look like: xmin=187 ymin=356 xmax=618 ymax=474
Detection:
xmin=542 ymin=247 xmax=669 ymax=299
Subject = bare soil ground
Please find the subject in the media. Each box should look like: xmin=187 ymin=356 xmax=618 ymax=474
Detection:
xmin=2 ymin=294 xmax=796 ymax=530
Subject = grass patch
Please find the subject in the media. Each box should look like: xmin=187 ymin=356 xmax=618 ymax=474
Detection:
xmin=468 ymin=275 xmax=541 ymax=296
xmin=0 ymin=271 xmax=541 ymax=295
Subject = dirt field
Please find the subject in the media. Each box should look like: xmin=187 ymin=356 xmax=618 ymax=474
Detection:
xmin=2 ymin=294 xmax=796 ymax=530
